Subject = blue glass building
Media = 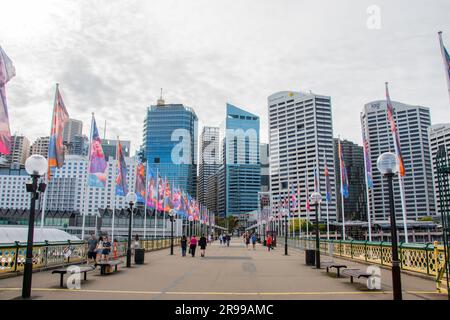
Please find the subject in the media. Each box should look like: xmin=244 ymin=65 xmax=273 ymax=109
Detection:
xmin=143 ymin=101 xmax=198 ymax=197
xmin=218 ymin=103 xmax=260 ymax=217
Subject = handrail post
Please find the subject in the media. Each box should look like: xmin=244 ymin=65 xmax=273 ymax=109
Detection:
xmin=350 ymin=240 xmax=354 ymax=259
xmin=364 ymin=241 xmax=368 ymax=262
xmin=380 ymin=241 xmax=384 ymax=266
xmin=14 ymin=241 xmax=19 ymax=272
xmin=425 ymin=242 xmax=431 ymax=276
xmin=44 ymin=240 xmax=49 ymax=268
xmin=399 ymin=242 xmax=404 ymax=270
xmin=67 ymin=240 xmax=71 ymax=264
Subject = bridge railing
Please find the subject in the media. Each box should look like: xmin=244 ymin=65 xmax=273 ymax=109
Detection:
xmin=288 ymin=237 xmax=448 ymax=277
xmin=0 ymin=237 xmax=180 ymax=276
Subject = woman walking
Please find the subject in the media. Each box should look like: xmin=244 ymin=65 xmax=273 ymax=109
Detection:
xmin=199 ymin=234 xmax=207 ymax=257
xmin=181 ymin=235 xmax=188 ymax=257
xmin=266 ymin=234 xmax=272 ymax=252
xmin=189 ymin=235 xmax=198 ymax=257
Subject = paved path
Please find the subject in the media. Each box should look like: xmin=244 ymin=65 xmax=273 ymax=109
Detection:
xmin=0 ymin=238 xmax=446 ymax=300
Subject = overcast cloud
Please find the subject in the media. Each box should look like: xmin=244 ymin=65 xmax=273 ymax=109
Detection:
xmin=1 ymin=0 xmax=449 ymax=153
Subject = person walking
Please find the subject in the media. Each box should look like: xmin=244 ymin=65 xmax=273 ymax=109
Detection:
xmin=266 ymin=234 xmax=272 ymax=252
xmin=87 ymin=233 xmax=98 ymax=265
xmin=96 ymin=236 xmax=104 ymax=262
xmin=181 ymin=235 xmax=188 ymax=257
xmin=208 ymin=234 xmax=212 ymax=244
xmin=251 ymin=232 xmax=257 ymax=250
xmin=245 ymin=232 xmax=250 ymax=249
xmin=199 ymin=234 xmax=207 ymax=257
xmin=102 ymin=236 xmax=111 ymax=261
xmin=189 ymin=235 xmax=198 ymax=257
xmin=226 ymin=234 xmax=231 ymax=247
xmin=219 ymin=234 xmax=223 ymax=245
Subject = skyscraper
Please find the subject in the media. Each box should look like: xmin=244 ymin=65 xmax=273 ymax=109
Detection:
xmin=30 ymin=136 xmax=50 ymax=158
xmin=198 ymin=126 xmax=220 ymax=207
xmin=67 ymin=134 xmax=89 ymax=156
xmin=143 ymin=98 xmax=198 ymax=197
xmin=428 ymin=123 xmax=450 ymax=216
xmin=268 ymin=91 xmax=337 ymax=221
xmin=333 ymin=138 xmax=366 ymax=221
xmin=361 ymin=100 xmax=435 ymax=221
xmin=63 ymin=118 xmax=83 ymax=144
xmin=260 ymin=143 xmax=270 ymax=192
xmin=217 ymin=103 xmax=260 ymax=217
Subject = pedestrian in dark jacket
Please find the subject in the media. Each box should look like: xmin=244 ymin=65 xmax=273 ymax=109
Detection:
xmin=199 ymin=234 xmax=207 ymax=257
xmin=226 ymin=234 xmax=231 ymax=246
xmin=181 ymin=235 xmax=188 ymax=257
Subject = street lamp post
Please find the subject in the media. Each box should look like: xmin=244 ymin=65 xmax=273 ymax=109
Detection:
xmin=310 ymin=191 xmax=322 ymax=269
xmin=188 ymin=216 xmax=194 ymax=237
xmin=377 ymin=152 xmax=402 ymax=300
xmin=169 ymin=210 xmax=175 ymax=255
xmin=283 ymin=209 xmax=288 ymax=255
xmin=126 ymin=192 xmax=137 ymax=268
xmin=22 ymin=155 xmax=48 ymax=299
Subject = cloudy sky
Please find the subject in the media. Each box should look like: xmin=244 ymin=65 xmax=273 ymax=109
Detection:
xmin=1 ymin=0 xmax=449 ymax=154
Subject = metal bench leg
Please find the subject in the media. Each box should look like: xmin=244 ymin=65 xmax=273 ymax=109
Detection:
xmin=337 ymin=268 xmax=340 ymax=278
xmin=326 ymin=267 xmax=329 ymax=273
xmin=115 ymin=265 xmax=118 ymax=272
xmin=60 ymin=274 xmax=64 ymax=288
xmin=84 ymin=272 xmax=87 ymax=281
xmin=350 ymin=276 xmax=354 ymax=283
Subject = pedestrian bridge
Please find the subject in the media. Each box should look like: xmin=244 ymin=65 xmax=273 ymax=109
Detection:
xmin=0 ymin=237 xmax=447 ymax=300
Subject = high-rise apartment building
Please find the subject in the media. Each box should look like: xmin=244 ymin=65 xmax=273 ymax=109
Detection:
xmin=143 ymin=98 xmax=198 ymax=197
xmin=428 ymin=123 xmax=450 ymax=216
xmin=67 ymin=134 xmax=89 ymax=156
xmin=361 ymin=100 xmax=434 ymax=221
xmin=333 ymin=138 xmax=366 ymax=221
xmin=63 ymin=118 xmax=83 ymax=144
xmin=3 ymin=135 xmax=30 ymax=167
xmin=217 ymin=103 xmax=260 ymax=217
xmin=268 ymin=91 xmax=337 ymax=221
xmin=30 ymin=136 xmax=50 ymax=158
xmin=198 ymin=126 xmax=220 ymax=207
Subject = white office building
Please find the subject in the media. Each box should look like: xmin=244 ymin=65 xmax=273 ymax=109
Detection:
xmin=362 ymin=100 xmax=434 ymax=221
xmin=428 ymin=123 xmax=450 ymax=216
xmin=0 ymin=155 xmax=139 ymax=215
xmin=268 ymin=91 xmax=337 ymax=221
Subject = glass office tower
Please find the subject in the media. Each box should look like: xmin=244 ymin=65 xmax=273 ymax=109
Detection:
xmin=218 ymin=103 xmax=260 ymax=217
xmin=143 ymin=100 xmax=198 ymax=197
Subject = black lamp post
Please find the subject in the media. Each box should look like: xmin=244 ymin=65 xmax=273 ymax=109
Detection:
xmin=310 ymin=191 xmax=322 ymax=269
xmin=22 ymin=155 xmax=48 ymax=299
xmin=283 ymin=209 xmax=288 ymax=255
xmin=126 ymin=192 xmax=137 ymax=268
xmin=169 ymin=210 xmax=175 ymax=255
xmin=377 ymin=152 xmax=402 ymax=300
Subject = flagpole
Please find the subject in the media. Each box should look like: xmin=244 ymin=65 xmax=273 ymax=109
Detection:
xmin=361 ymin=114 xmax=373 ymax=241
xmin=154 ymin=168 xmax=158 ymax=239
xmin=297 ymin=178 xmax=302 ymax=240
xmin=143 ymin=161 xmax=148 ymax=239
xmin=111 ymin=136 xmax=120 ymax=241
xmin=163 ymin=178 xmax=166 ymax=239
xmin=323 ymin=150 xmax=330 ymax=241
xmin=438 ymin=31 xmax=450 ymax=101
xmin=82 ymin=113 xmax=94 ymax=240
xmin=338 ymin=137 xmax=346 ymax=240
xmin=305 ymin=172 xmax=310 ymax=239
xmin=40 ymin=84 xmax=59 ymax=229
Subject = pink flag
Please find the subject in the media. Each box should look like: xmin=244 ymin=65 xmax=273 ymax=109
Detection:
xmin=0 ymin=46 xmax=16 ymax=155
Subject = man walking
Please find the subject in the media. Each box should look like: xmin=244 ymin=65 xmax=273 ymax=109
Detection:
xmin=87 ymin=233 xmax=98 ymax=264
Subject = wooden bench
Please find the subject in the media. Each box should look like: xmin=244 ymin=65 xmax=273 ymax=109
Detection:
xmin=95 ymin=260 xmax=123 ymax=275
xmin=52 ymin=265 xmax=95 ymax=288
xmin=321 ymin=261 xmax=347 ymax=278
xmin=341 ymin=268 xmax=372 ymax=283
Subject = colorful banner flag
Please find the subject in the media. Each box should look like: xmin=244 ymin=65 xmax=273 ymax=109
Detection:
xmin=385 ymin=82 xmax=405 ymax=177
xmin=438 ymin=31 xmax=450 ymax=100
xmin=0 ymin=46 xmax=16 ymax=155
xmin=115 ymin=141 xmax=128 ymax=196
xmin=157 ymin=173 xmax=164 ymax=212
xmin=163 ymin=178 xmax=173 ymax=212
xmin=338 ymin=139 xmax=349 ymax=198
xmin=88 ymin=116 xmax=108 ymax=187
xmin=47 ymin=85 xmax=69 ymax=178
xmin=146 ymin=166 xmax=157 ymax=208
xmin=313 ymin=166 xmax=319 ymax=193
xmin=135 ymin=162 xmax=146 ymax=203
xmin=360 ymin=116 xmax=373 ymax=189
xmin=324 ymin=156 xmax=332 ymax=203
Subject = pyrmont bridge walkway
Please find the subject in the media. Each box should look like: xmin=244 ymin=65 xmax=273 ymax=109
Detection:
xmin=0 ymin=238 xmax=446 ymax=300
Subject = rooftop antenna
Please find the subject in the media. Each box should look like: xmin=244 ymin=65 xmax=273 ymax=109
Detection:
xmin=157 ymin=88 xmax=165 ymax=106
